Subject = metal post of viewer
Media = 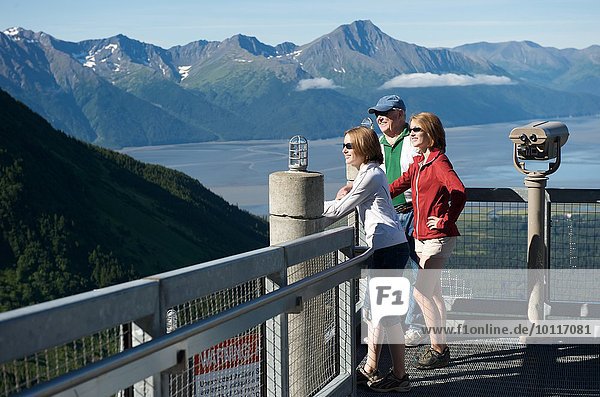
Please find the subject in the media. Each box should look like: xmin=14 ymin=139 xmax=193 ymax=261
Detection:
xmin=509 ymin=121 xmax=569 ymax=339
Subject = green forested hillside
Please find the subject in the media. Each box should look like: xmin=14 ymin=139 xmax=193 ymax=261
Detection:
xmin=0 ymin=89 xmax=269 ymax=311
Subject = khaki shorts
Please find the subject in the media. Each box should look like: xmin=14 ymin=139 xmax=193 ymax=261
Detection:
xmin=414 ymin=237 xmax=457 ymax=296
xmin=414 ymin=236 xmax=457 ymax=260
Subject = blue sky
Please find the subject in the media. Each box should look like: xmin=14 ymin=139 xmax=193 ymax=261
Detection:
xmin=2 ymin=0 xmax=599 ymax=49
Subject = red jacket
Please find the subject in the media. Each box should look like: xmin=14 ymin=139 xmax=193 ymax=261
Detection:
xmin=389 ymin=148 xmax=466 ymax=240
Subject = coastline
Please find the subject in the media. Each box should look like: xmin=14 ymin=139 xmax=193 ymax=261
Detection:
xmin=120 ymin=116 xmax=600 ymax=216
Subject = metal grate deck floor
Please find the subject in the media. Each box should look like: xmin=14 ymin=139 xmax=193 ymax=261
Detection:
xmin=356 ymin=340 xmax=599 ymax=396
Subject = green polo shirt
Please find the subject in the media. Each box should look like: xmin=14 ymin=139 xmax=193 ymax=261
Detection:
xmin=380 ymin=126 xmax=410 ymax=206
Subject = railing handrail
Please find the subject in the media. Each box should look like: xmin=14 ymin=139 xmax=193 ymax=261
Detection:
xmin=0 ymin=279 xmax=160 ymax=363
xmin=0 ymin=226 xmax=355 ymax=364
xmin=18 ymin=236 xmax=372 ymax=397
xmin=464 ymin=187 xmax=600 ymax=203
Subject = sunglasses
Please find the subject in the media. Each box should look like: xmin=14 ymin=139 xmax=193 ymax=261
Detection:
xmin=409 ymin=127 xmax=423 ymax=133
xmin=342 ymin=143 xmax=353 ymax=150
xmin=374 ymin=108 xmax=399 ymax=118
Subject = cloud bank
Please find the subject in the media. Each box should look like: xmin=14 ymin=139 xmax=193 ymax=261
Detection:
xmin=296 ymin=77 xmax=340 ymax=91
xmin=380 ymin=73 xmax=514 ymax=89
xmin=295 ymin=73 xmax=512 ymax=91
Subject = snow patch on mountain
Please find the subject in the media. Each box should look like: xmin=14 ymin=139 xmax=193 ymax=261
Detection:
xmin=178 ymin=65 xmax=191 ymax=80
xmin=3 ymin=27 xmax=22 ymax=38
xmin=2 ymin=27 xmax=37 ymax=43
xmin=159 ymin=63 xmax=168 ymax=76
xmin=77 ymin=43 xmax=122 ymax=69
xmin=83 ymin=54 xmax=96 ymax=68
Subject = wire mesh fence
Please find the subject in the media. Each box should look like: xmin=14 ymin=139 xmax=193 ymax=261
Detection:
xmin=549 ymin=201 xmax=600 ymax=303
xmin=122 ymin=251 xmax=346 ymax=397
xmin=287 ymin=252 xmax=339 ymax=397
xmin=164 ymin=278 xmax=264 ymax=397
xmin=349 ymin=190 xmax=600 ymax=306
xmin=0 ymin=228 xmax=356 ymax=397
xmin=1 ymin=326 xmax=123 ymax=396
xmin=449 ymin=200 xmax=529 ymax=269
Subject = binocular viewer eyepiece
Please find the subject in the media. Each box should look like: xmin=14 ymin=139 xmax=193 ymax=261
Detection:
xmin=509 ymin=121 xmax=569 ymax=176
xmin=509 ymin=121 xmax=569 ymax=161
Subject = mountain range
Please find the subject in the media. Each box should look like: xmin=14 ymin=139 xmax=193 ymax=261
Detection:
xmin=0 ymin=88 xmax=268 ymax=310
xmin=1 ymin=20 xmax=599 ymax=148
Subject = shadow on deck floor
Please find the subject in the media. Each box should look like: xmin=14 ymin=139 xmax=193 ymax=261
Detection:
xmin=356 ymin=340 xmax=599 ymax=396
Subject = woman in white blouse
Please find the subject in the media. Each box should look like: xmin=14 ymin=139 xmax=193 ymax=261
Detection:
xmin=322 ymin=126 xmax=411 ymax=393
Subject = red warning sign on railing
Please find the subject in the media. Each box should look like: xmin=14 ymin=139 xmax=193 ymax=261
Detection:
xmin=194 ymin=333 xmax=261 ymax=396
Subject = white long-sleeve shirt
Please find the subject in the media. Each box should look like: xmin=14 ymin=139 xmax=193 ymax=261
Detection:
xmin=323 ymin=162 xmax=407 ymax=250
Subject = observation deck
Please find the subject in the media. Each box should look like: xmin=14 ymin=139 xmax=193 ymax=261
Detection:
xmin=1 ymin=187 xmax=599 ymax=396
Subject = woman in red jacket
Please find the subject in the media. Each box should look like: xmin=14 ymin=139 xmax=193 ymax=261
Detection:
xmin=389 ymin=112 xmax=466 ymax=370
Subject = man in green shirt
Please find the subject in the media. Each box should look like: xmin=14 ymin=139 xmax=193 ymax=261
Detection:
xmin=368 ymin=95 xmax=427 ymax=348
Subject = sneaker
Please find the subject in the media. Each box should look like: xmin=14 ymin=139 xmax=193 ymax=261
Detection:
xmin=405 ymin=328 xmax=428 ymax=347
xmin=368 ymin=370 xmax=411 ymax=392
xmin=356 ymin=365 xmax=381 ymax=386
xmin=414 ymin=346 xmax=450 ymax=369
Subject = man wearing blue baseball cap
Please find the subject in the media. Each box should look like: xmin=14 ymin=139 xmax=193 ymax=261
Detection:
xmin=368 ymin=96 xmax=412 ymax=199
xmin=368 ymin=94 xmax=406 ymax=114
xmin=366 ymin=95 xmax=428 ymax=387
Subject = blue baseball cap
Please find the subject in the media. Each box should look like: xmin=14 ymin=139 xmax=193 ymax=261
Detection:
xmin=368 ymin=94 xmax=406 ymax=113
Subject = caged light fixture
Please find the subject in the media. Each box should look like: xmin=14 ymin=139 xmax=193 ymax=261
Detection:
xmin=289 ymin=135 xmax=308 ymax=171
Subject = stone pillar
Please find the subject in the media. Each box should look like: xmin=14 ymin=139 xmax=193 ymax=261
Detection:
xmin=269 ymin=171 xmax=324 ymax=244
xmin=269 ymin=170 xmax=324 ymax=396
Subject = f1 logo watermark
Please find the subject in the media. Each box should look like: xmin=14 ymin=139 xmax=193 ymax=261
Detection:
xmin=368 ymin=276 xmax=411 ymax=326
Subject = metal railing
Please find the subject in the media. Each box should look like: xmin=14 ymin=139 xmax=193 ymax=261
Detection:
xmin=445 ymin=187 xmax=600 ymax=317
xmin=0 ymin=226 xmax=368 ymax=397
xmin=1 ymin=188 xmax=600 ymax=396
